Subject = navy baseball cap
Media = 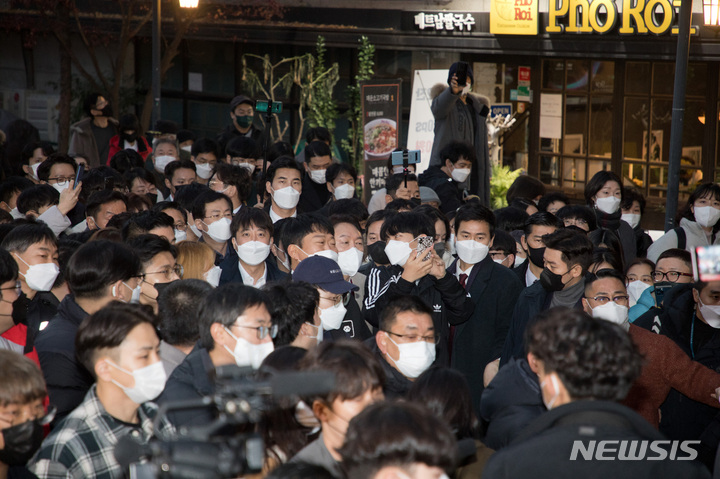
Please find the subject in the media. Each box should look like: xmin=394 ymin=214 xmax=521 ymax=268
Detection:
xmin=292 ymin=256 xmax=359 ymax=294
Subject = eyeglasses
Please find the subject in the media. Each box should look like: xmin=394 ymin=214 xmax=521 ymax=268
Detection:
xmin=174 ymin=223 xmax=187 ymax=231
xmin=590 ymin=295 xmax=630 ymax=306
xmin=208 ymin=180 xmax=226 ymax=189
xmin=48 ymin=176 xmax=74 ymax=184
xmin=143 ymin=264 xmax=183 ymax=280
xmin=0 ymin=281 xmax=21 ymax=298
xmin=652 ymin=271 xmax=693 ymax=283
xmin=319 ymin=294 xmax=344 ymax=306
xmin=383 ymin=330 xmax=439 ymax=345
xmin=231 ymin=323 xmax=278 ymax=340
xmin=204 ymin=212 xmax=233 ymax=221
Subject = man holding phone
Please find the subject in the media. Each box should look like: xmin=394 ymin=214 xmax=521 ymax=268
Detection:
xmin=429 ymin=62 xmax=491 ymax=207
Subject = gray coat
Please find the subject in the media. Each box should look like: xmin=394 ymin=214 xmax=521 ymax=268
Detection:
xmin=430 ymin=85 xmax=491 ymax=206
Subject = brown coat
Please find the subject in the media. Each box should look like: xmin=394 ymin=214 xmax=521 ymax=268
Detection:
xmin=623 ymin=323 xmax=720 ymax=427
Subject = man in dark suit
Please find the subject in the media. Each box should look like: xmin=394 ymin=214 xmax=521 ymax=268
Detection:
xmin=447 ymin=203 xmax=523 ymax=414
xmin=512 ymin=212 xmax=563 ymax=288
xmin=218 ymin=207 xmax=287 ymax=287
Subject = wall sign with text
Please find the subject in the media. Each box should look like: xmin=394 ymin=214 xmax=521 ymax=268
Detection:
xmin=414 ymin=12 xmax=476 ymax=31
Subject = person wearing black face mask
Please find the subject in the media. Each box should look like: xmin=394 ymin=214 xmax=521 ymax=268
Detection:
xmin=69 ymin=92 xmax=118 ymax=168
xmin=514 ymin=212 xmax=564 ymax=288
xmin=107 ymin=114 xmax=151 ymax=166
xmin=0 ymin=350 xmax=50 ymax=477
xmin=498 ymin=229 xmax=593 ymax=369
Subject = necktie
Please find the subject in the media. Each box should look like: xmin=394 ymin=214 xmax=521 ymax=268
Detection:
xmin=449 ymin=273 xmax=468 ymax=362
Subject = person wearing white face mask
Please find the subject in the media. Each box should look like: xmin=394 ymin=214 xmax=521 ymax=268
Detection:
xmin=151 ymin=138 xmax=180 ymax=175
xmin=298 ymin=141 xmax=334 ymax=213
xmin=292 ymin=256 xmax=371 ymax=342
xmin=325 ymin=163 xmax=357 ymax=203
xmin=620 ymin=188 xmax=653 ymax=259
xmin=485 ymin=307 xmax=709 ymax=478
xmin=418 ymin=141 xmax=473 ymax=217
xmin=33 ymin=240 xmax=143 ymax=424
xmin=446 ymin=204 xmax=523 ymax=413
xmin=192 ymin=190 xmax=234 ymax=266
xmin=218 ymin=208 xmax=288 ymax=288
xmin=583 ymin=270 xmax=720 ymax=432
xmin=585 ymin=170 xmax=637 ymax=266
xmin=364 ymin=211 xmax=472 ymax=367
xmin=158 ymin=284 xmax=275 ymax=428
xmin=29 ymin=303 xmax=176 ymax=478
xmin=189 ymin=138 xmax=219 ymax=185
xmin=285 ymin=215 xmax=340 ymax=272
xmin=264 ymin=157 xmax=303 ymax=223
xmin=331 ymin=216 xmax=366 ymax=307
xmin=647 ymin=183 xmax=720 ymax=263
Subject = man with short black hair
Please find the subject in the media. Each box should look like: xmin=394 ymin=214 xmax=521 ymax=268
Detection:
xmin=122 ymin=210 xmax=176 ymax=244
xmin=192 ymin=190 xmax=235 ymax=265
xmin=34 ymin=240 xmax=142 ymax=423
xmin=298 ymin=141 xmax=333 ymax=213
xmin=500 ymin=228 xmax=594 ymax=366
xmin=219 ymin=207 xmax=286 ymax=287
xmin=217 ymin=95 xmax=264 ymax=154
xmin=157 ymin=279 xmax=214 ymax=375
xmin=164 ymin=159 xmax=196 ymax=201
xmin=29 ymin=303 xmax=174 ymax=479
xmin=208 ymin=163 xmax=250 ymax=214
xmin=283 ymin=214 xmax=338 ymax=272
xmin=127 ymin=235 xmax=181 ymax=314
xmin=514 ymin=211 xmax=564 ymax=287
xmin=190 ymin=138 xmax=219 ymax=184
xmin=16 ymin=184 xmax=80 ymax=237
xmin=419 ymin=141 xmax=473 ymax=217
xmin=158 ymin=284 xmax=274 ymax=428
xmin=85 ymin=190 xmax=128 ymax=231
xmin=265 ymin=157 xmax=303 ymax=222
xmin=264 ymin=281 xmax=321 ymax=349
xmin=384 ymin=173 xmax=420 ymax=206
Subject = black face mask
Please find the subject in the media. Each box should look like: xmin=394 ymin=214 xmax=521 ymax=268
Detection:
xmin=540 ymin=268 xmax=566 ymax=292
xmin=120 ymin=131 xmax=138 ymax=143
xmin=654 ymin=281 xmax=673 ymax=307
xmin=527 ymin=245 xmax=546 ymax=268
xmin=0 ymin=418 xmax=45 ymax=466
xmin=100 ymin=104 xmax=113 ymax=118
xmin=410 ymin=198 xmax=421 ymax=207
xmin=368 ymin=241 xmax=390 ymax=265
xmin=434 ymin=242 xmax=446 ymax=257
xmin=12 ymin=293 xmax=30 ymax=326
xmin=145 ymin=193 xmax=158 ymax=204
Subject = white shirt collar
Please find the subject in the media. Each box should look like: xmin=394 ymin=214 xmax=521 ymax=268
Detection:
xmin=269 ymin=205 xmax=297 ymax=223
xmin=238 ymin=261 xmax=267 ymax=289
xmin=233 ymin=205 xmax=242 ymax=215
xmin=525 ymin=266 xmax=538 ymax=287
xmin=455 ymin=262 xmax=474 ymax=280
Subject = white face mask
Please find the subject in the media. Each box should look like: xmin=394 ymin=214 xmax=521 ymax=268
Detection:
xmin=595 ymin=196 xmax=621 ymax=215
xmin=385 ymin=336 xmax=435 ymax=379
xmin=698 ymin=297 xmax=720 ymax=328
xmin=455 ymin=239 xmax=489 ymax=265
xmin=202 ymin=217 xmax=232 ymax=242
xmin=154 ymin=155 xmax=176 ymax=173
xmin=272 ymin=186 xmax=301 ymax=210
xmin=591 ymin=301 xmax=629 ymax=327
xmin=308 ymin=249 xmax=339 ymax=263
xmin=541 ymin=374 xmax=560 ymax=410
xmin=239 ymin=162 xmax=256 ymax=174
xmin=627 ymin=280 xmax=651 ymax=307
xmin=319 ymin=301 xmax=347 ymax=330
xmin=52 ymin=182 xmax=70 ymax=194
xmin=204 ymin=265 xmax=222 ymax=287
xmin=30 ymin=162 xmax=41 ymax=180
xmin=514 ymin=255 xmax=526 ymax=267
xmin=303 ymin=322 xmax=323 ymax=346
xmin=333 ymin=183 xmax=355 ymax=200
xmin=195 ymin=162 xmax=214 ymax=180
xmin=15 ymin=254 xmax=59 ymax=292
xmin=461 ymin=83 xmax=472 ymax=96
xmin=337 ymin=247 xmax=363 ymax=277
xmin=694 ymin=206 xmax=720 ymax=228
xmin=309 ymin=169 xmax=327 ymax=185
xmin=174 ymin=229 xmax=187 ymax=243
xmin=107 ymin=360 xmax=167 ymax=404
xmin=181 ymin=145 xmax=192 ymax=153
xmin=189 ymin=223 xmax=203 ymax=239
xmin=123 ymin=281 xmax=142 ymax=304
xmin=384 ymin=240 xmax=413 ymax=267
xmin=236 ymin=241 xmax=271 ymax=266
xmin=493 ymin=258 xmax=506 ymax=265
xmin=450 ymin=167 xmax=471 ymax=183
xmin=223 ymin=327 xmax=274 ymax=369
xmin=621 ymin=213 xmax=641 ymax=229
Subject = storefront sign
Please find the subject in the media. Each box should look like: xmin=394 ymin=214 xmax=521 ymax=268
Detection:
xmin=490 ymin=0 xmax=539 ymax=35
xmin=540 ymin=93 xmax=563 ymax=139
xmin=547 ymin=0 xmax=698 ymax=35
xmin=491 ymin=104 xmax=513 ymax=118
xmin=414 ymin=12 xmax=476 ymax=31
xmin=361 ymin=80 xmax=401 ymax=203
xmin=407 ymin=70 xmax=449 ymax=175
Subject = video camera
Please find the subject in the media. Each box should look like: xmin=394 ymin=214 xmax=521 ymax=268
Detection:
xmin=117 ymin=364 xmax=334 ymax=479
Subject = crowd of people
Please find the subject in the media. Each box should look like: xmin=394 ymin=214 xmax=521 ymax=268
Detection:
xmin=0 ymin=63 xmax=720 ymax=479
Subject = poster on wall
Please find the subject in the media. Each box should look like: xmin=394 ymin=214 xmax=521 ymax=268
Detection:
xmin=407 ymin=70 xmax=449 ymax=175
xmin=361 ymin=80 xmax=401 ymax=204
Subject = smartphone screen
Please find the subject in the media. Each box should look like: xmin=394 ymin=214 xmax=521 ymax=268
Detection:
xmin=455 ymin=62 xmax=468 ymax=87
xmin=696 ymin=246 xmax=720 ymax=282
xmin=74 ymin=165 xmax=85 ymax=189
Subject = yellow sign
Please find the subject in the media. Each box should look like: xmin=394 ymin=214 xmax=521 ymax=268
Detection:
xmin=491 ymin=0 xmax=539 ymax=35
xmin=547 ymin=0 xmax=697 ymax=35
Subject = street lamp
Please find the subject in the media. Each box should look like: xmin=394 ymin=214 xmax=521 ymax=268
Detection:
xmin=704 ymin=0 xmax=720 ymax=25
xmin=151 ymin=0 xmax=198 ymax=132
